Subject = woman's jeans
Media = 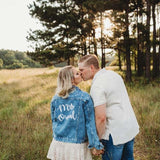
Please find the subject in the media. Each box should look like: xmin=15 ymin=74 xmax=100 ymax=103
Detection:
xmin=101 ymin=135 xmax=134 ymax=160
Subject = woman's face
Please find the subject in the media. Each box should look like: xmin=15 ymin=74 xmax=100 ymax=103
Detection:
xmin=72 ymin=68 xmax=82 ymax=85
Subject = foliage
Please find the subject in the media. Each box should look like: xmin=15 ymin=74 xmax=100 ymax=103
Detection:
xmin=0 ymin=59 xmax=3 ymax=69
xmin=6 ymin=62 xmax=25 ymax=69
xmin=27 ymin=0 xmax=117 ymax=64
xmin=0 ymin=49 xmax=42 ymax=69
xmin=27 ymin=0 xmax=160 ymax=82
xmin=27 ymin=0 xmax=83 ymax=64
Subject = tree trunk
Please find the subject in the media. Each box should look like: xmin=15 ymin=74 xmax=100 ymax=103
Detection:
xmin=84 ymin=40 xmax=87 ymax=55
xmin=159 ymin=27 xmax=160 ymax=75
xmin=101 ymin=48 xmax=105 ymax=68
xmin=134 ymin=51 xmax=137 ymax=71
xmin=118 ymin=50 xmax=122 ymax=70
xmin=88 ymin=35 xmax=91 ymax=54
xmin=145 ymin=0 xmax=151 ymax=80
xmin=125 ymin=3 xmax=132 ymax=82
xmin=100 ymin=12 xmax=105 ymax=68
xmin=157 ymin=4 xmax=160 ymax=76
xmin=93 ymin=29 xmax=98 ymax=56
xmin=67 ymin=56 xmax=70 ymax=65
xmin=137 ymin=7 xmax=144 ymax=76
xmin=152 ymin=2 xmax=158 ymax=78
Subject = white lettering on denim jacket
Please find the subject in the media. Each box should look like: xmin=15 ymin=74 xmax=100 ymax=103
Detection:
xmin=59 ymin=103 xmax=74 ymax=112
xmin=58 ymin=103 xmax=76 ymax=121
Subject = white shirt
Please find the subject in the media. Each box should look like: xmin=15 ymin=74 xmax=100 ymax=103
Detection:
xmin=90 ymin=69 xmax=139 ymax=145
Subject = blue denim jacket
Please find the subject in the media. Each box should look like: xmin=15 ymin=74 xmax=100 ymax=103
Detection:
xmin=50 ymin=86 xmax=103 ymax=150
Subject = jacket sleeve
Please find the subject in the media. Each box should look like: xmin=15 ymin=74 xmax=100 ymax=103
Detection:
xmin=50 ymin=98 xmax=56 ymax=137
xmin=50 ymin=101 xmax=54 ymax=123
xmin=84 ymin=95 xmax=104 ymax=150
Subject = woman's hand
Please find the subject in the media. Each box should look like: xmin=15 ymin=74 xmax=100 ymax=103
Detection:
xmin=92 ymin=148 xmax=104 ymax=156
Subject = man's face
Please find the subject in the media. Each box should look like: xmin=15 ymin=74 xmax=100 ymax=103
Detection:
xmin=78 ymin=62 xmax=92 ymax=81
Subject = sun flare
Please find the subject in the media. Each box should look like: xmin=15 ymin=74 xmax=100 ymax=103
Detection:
xmin=95 ymin=17 xmax=113 ymax=38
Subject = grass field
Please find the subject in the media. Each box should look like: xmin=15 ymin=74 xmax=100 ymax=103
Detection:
xmin=0 ymin=68 xmax=159 ymax=160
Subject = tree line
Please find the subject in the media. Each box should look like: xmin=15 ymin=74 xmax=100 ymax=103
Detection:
xmin=0 ymin=49 xmax=41 ymax=69
xmin=27 ymin=0 xmax=160 ymax=82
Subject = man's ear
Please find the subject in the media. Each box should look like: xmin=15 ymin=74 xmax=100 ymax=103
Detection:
xmin=90 ymin=64 xmax=94 ymax=71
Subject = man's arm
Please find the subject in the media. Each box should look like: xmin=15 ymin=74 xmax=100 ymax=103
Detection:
xmin=94 ymin=104 xmax=106 ymax=139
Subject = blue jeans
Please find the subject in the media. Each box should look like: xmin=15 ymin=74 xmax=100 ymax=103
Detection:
xmin=101 ymin=135 xmax=134 ymax=160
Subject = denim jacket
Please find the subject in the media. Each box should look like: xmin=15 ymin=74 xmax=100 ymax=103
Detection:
xmin=50 ymin=86 xmax=103 ymax=150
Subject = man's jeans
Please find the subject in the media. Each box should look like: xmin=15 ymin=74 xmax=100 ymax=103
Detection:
xmin=101 ymin=135 xmax=134 ymax=160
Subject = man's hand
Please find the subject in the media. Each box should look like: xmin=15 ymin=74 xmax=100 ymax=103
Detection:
xmin=92 ymin=148 xmax=104 ymax=156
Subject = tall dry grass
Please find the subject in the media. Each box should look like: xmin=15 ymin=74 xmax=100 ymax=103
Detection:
xmin=128 ymin=83 xmax=160 ymax=160
xmin=0 ymin=68 xmax=159 ymax=160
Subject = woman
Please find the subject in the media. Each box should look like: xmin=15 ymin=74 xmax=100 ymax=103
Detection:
xmin=47 ymin=65 xmax=103 ymax=160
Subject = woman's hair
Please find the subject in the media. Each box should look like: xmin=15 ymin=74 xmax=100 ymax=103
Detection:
xmin=56 ymin=65 xmax=74 ymax=98
xmin=79 ymin=54 xmax=100 ymax=69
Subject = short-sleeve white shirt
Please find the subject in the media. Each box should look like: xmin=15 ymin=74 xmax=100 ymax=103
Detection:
xmin=90 ymin=69 xmax=139 ymax=145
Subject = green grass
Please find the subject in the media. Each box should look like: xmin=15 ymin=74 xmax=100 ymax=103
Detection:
xmin=0 ymin=68 xmax=160 ymax=160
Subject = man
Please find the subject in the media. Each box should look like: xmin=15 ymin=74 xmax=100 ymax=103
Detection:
xmin=78 ymin=54 xmax=139 ymax=160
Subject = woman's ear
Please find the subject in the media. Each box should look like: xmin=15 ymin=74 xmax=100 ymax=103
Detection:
xmin=71 ymin=79 xmax=74 ymax=85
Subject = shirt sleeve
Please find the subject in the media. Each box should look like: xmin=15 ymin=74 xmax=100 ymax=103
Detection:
xmin=90 ymin=85 xmax=106 ymax=107
xmin=83 ymin=96 xmax=104 ymax=150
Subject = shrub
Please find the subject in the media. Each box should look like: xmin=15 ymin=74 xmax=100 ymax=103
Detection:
xmin=6 ymin=62 xmax=24 ymax=69
xmin=0 ymin=58 xmax=3 ymax=69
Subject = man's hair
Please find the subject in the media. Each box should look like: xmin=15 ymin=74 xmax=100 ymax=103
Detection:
xmin=56 ymin=65 xmax=74 ymax=98
xmin=79 ymin=54 xmax=100 ymax=69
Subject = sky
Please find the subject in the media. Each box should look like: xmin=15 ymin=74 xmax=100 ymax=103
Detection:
xmin=0 ymin=0 xmax=40 ymax=52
